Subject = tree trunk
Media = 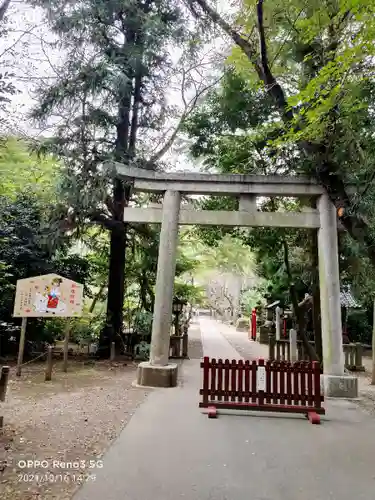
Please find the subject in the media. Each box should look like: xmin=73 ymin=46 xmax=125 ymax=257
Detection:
xmin=89 ymin=283 xmax=106 ymax=314
xmin=140 ymin=270 xmax=150 ymax=311
xmin=282 ymin=238 xmax=319 ymax=362
xmin=99 ymin=20 xmax=137 ymax=357
xmin=98 ymin=179 xmax=129 ymax=357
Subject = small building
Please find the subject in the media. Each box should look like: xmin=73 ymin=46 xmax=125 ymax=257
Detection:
xmin=340 ymin=285 xmax=361 ymax=342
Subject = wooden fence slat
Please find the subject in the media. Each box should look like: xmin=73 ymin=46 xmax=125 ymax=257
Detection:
xmin=237 ymin=360 xmax=244 ymax=402
xmin=265 ymin=361 xmax=272 ymax=404
xmin=307 ymin=362 xmax=313 ymax=406
xmin=244 ymin=360 xmax=250 ymax=402
xmin=272 ymin=362 xmax=279 ymax=404
xmin=279 ymin=362 xmax=286 ymax=404
xmin=300 ymin=362 xmax=307 ymax=406
xmin=251 ymin=360 xmax=257 ymax=402
xmin=224 ymin=359 xmax=230 ymax=402
xmin=286 ymin=364 xmax=292 ymax=405
xmin=217 ymin=359 xmax=223 ymax=401
xmin=231 ymin=360 xmax=237 ymax=401
xmin=293 ymin=362 xmax=300 ymax=405
xmin=211 ymin=358 xmax=217 ymax=401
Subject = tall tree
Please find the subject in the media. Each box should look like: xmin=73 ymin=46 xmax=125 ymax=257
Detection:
xmin=185 ymin=0 xmax=375 ymax=267
xmin=30 ymin=0 xmax=190 ymax=356
xmin=0 ymin=0 xmax=17 ymax=131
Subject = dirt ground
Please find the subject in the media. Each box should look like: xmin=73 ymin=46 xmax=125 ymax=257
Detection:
xmin=0 ymin=358 xmax=150 ymax=500
xmin=0 ymin=323 xmax=204 ymax=500
xmin=354 ymin=355 xmax=375 ymax=416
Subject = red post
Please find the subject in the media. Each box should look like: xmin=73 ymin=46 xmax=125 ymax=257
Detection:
xmin=312 ymin=361 xmax=321 ymax=410
xmin=308 ymin=361 xmax=322 ymax=424
xmin=251 ymin=309 xmax=257 ymax=340
xmin=202 ymin=356 xmax=210 ymax=405
xmin=283 ymin=318 xmax=287 ymax=338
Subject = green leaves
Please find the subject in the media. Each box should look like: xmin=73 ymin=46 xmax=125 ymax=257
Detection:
xmin=0 ymin=137 xmax=61 ymax=202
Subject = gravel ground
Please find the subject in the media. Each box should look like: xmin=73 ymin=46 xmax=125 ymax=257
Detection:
xmin=0 ymin=360 xmax=150 ymax=500
xmin=0 ymin=328 xmax=204 ymax=500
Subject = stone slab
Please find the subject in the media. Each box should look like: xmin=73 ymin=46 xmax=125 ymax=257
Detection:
xmin=321 ymin=374 xmax=358 ymax=398
xmin=122 ymin=207 xmax=321 ymax=228
xmin=136 ymin=362 xmax=178 ymax=388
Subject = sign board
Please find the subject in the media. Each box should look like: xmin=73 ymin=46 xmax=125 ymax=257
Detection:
xmin=256 ymin=366 xmax=266 ymax=391
xmin=13 ymin=274 xmax=84 ymax=318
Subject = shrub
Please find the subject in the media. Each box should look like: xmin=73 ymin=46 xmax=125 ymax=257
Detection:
xmin=133 ymin=310 xmax=153 ymax=337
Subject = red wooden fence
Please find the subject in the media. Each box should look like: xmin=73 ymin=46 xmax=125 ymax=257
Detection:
xmin=199 ymin=357 xmax=325 ymax=424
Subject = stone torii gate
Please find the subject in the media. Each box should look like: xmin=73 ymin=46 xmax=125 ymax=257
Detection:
xmin=111 ymin=162 xmax=358 ymax=398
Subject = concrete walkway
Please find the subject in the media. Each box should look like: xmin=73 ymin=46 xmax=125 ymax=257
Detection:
xmin=74 ymin=318 xmax=375 ymax=500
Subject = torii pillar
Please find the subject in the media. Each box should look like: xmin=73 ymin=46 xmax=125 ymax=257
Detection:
xmin=317 ymin=194 xmax=358 ymax=397
xmin=136 ymin=190 xmax=180 ymax=387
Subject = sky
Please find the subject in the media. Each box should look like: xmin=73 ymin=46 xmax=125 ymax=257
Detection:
xmin=1 ymin=0 xmax=233 ymax=172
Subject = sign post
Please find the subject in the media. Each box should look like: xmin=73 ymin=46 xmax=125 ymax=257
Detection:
xmin=13 ymin=274 xmax=83 ymax=377
xmin=16 ymin=317 xmax=28 ymax=377
xmin=63 ymin=320 xmax=71 ymax=373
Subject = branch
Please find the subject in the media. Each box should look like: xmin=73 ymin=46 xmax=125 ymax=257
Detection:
xmin=256 ymin=0 xmax=293 ymax=120
xmin=90 ymin=212 xmax=126 ymax=231
xmin=149 ymin=74 xmax=223 ymax=163
xmin=359 ymin=170 xmax=375 ymax=199
xmin=186 ymin=0 xmax=292 ymax=120
xmin=0 ymin=0 xmax=10 ymax=24
xmin=185 ymin=0 xmax=263 ymax=78
xmin=89 ymin=283 xmax=107 ymax=313
xmin=270 ymin=8 xmax=305 ymax=68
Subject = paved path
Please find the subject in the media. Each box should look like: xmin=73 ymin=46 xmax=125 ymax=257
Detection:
xmin=213 ymin=320 xmax=269 ymax=360
xmin=74 ymin=318 xmax=375 ymax=500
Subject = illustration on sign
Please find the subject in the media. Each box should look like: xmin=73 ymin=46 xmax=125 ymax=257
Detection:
xmin=35 ymin=276 xmax=66 ymax=313
xmin=13 ymin=274 xmax=83 ymax=318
